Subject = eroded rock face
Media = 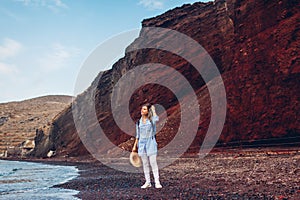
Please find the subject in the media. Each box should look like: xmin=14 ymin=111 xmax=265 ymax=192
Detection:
xmin=0 ymin=117 xmax=9 ymax=126
xmin=33 ymin=0 xmax=299 ymax=158
xmin=0 ymin=95 xmax=72 ymax=158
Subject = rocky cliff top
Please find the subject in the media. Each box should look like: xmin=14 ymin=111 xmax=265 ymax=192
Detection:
xmin=0 ymin=95 xmax=72 ymax=157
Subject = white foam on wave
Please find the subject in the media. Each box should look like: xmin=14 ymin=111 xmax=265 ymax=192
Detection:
xmin=0 ymin=160 xmax=80 ymax=200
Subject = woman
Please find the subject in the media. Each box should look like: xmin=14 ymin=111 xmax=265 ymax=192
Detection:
xmin=132 ymin=103 xmax=162 ymax=189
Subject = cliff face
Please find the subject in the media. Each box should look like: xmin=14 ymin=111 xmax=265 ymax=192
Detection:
xmin=0 ymin=95 xmax=72 ymax=158
xmin=32 ymin=0 xmax=299 ymax=158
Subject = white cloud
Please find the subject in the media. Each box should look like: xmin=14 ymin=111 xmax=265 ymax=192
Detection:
xmin=0 ymin=8 xmax=23 ymax=21
xmin=13 ymin=0 xmax=68 ymax=12
xmin=0 ymin=38 xmax=22 ymax=75
xmin=0 ymin=38 xmax=22 ymax=60
xmin=52 ymin=0 xmax=67 ymax=8
xmin=47 ymin=0 xmax=68 ymax=13
xmin=0 ymin=62 xmax=19 ymax=75
xmin=38 ymin=43 xmax=80 ymax=71
xmin=138 ymin=0 xmax=164 ymax=10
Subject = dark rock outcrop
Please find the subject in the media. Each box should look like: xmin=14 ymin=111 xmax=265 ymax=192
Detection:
xmin=32 ymin=0 xmax=299 ymax=158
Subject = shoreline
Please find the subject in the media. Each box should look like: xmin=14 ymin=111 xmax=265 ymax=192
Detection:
xmin=0 ymin=159 xmax=80 ymax=200
xmin=2 ymin=147 xmax=300 ymax=199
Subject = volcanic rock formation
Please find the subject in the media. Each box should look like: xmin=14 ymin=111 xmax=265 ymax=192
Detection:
xmin=31 ymin=0 xmax=299 ymax=158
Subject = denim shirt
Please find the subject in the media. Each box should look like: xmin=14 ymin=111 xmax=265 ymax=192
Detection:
xmin=136 ymin=116 xmax=159 ymax=156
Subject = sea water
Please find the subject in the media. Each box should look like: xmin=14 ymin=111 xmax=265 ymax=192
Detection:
xmin=0 ymin=159 xmax=79 ymax=200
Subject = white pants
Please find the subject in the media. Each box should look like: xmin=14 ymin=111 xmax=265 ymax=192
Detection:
xmin=141 ymin=155 xmax=160 ymax=184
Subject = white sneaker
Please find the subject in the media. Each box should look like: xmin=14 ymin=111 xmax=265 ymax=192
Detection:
xmin=141 ymin=182 xmax=151 ymax=189
xmin=155 ymin=182 xmax=162 ymax=189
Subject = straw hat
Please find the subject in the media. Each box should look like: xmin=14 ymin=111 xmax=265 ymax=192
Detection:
xmin=130 ymin=152 xmax=142 ymax=167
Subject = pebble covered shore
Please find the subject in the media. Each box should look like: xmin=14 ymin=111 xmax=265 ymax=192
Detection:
xmin=54 ymin=148 xmax=300 ymax=200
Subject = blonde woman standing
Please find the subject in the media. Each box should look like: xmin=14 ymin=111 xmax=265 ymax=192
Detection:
xmin=132 ymin=103 xmax=162 ymax=189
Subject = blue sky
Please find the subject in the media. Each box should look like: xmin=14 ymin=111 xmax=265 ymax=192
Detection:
xmin=0 ymin=0 xmax=210 ymax=103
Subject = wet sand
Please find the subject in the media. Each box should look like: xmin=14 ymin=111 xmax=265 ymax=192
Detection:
xmin=50 ymin=148 xmax=300 ymax=200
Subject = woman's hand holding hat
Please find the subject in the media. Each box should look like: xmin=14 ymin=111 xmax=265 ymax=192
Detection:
xmin=130 ymin=152 xmax=142 ymax=167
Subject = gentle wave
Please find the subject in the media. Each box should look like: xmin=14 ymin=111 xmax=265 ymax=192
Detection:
xmin=0 ymin=160 xmax=79 ymax=200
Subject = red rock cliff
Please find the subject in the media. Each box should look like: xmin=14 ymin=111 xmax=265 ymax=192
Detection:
xmin=32 ymin=0 xmax=299 ymax=158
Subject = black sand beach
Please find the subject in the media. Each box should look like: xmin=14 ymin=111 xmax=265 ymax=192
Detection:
xmin=50 ymin=148 xmax=300 ymax=200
